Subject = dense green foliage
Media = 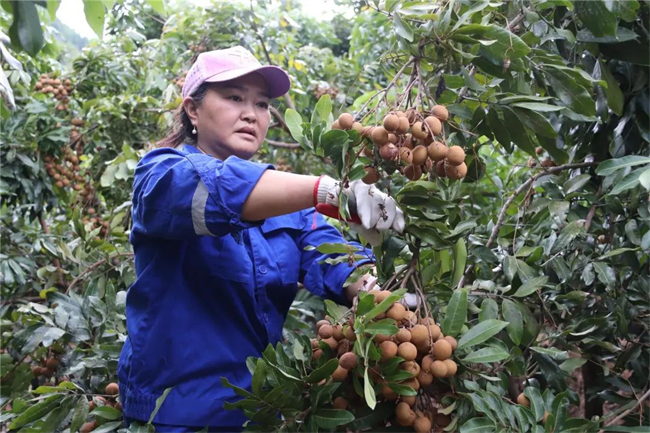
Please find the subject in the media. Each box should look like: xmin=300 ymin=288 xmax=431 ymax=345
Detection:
xmin=1 ymin=0 xmax=648 ymax=432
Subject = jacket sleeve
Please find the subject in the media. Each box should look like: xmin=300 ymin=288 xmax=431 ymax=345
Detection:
xmin=297 ymin=208 xmax=375 ymax=306
xmin=131 ymin=148 xmax=273 ymax=239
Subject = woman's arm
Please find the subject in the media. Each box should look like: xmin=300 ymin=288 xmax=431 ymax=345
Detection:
xmin=241 ymin=170 xmax=318 ymax=221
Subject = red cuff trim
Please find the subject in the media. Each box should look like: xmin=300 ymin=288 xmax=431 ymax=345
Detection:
xmin=313 ymin=175 xmax=325 ymax=208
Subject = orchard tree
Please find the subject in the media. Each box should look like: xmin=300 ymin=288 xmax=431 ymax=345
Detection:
xmin=1 ymin=1 xmax=649 ymax=433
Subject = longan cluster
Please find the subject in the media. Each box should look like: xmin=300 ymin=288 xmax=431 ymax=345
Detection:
xmin=189 ymin=43 xmax=206 ymax=53
xmin=332 ymin=107 xmax=469 ymax=183
xmin=81 ymin=383 xmax=122 ymax=433
xmin=30 ymin=356 xmax=61 ymax=379
xmin=274 ymin=158 xmax=293 ymax=172
xmin=174 ymin=70 xmax=188 ymax=88
xmin=33 ymin=73 xmax=73 ymax=111
xmin=44 ymin=150 xmax=82 ymax=190
xmin=313 ymin=84 xmax=339 ymax=100
xmin=311 ymin=289 xmax=457 ymax=431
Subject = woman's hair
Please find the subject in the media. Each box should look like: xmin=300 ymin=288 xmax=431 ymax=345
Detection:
xmin=156 ymin=83 xmax=211 ymax=148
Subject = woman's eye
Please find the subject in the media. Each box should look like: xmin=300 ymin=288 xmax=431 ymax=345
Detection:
xmin=258 ymin=102 xmax=269 ymax=109
xmin=228 ymin=95 xmax=242 ymax=102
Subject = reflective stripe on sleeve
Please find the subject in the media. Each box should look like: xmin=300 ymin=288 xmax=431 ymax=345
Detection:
xmin=191 ymin=179 xmax=214 ymax=236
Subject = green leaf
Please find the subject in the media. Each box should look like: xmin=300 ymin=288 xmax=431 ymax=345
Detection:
xmin=146 ymin=0 xmax=166 ymax=15
xmin=603 ymin=427 xmax=650 ymax=432
xmin=462 ymin=346 xmax=510 ymax=363
xmin=148 ymin=387 xmax=172 ymax=424
xmin=457 ymin=320 xmax=509 ymax=350
xmin=46 ymin=0 xmax=61 ymax=20
xmin=502 ymin=107 xmax=537 ymax=155
xmin=563 ymin=174 xmax=592 ymax=194
xmin=393 ymin=13 xmax=413 ymax=41
xmin=251 ymin=359 xmax=267 ymax=394
xmin=597 ymin=247 xmax=638 ymax=260
xmin=91 ymin=406 xmax=123 ymax=420
xmin=523 ymin=387 xmax=545 ymax=421
xmin=305 ymin=358 xmax=339 ymax=383
xmin=511 ymin=102 xmax=563 ymax=112
xmin=8 ymin=394 xmax=64 ymax=429
xmin=514 ymin=108 xmax=558 ymax=138
xmin=323 ymin=300 xmax=349 ymax=323
xmin=460 ymin=417 xmax=497 ymax=433
xmin=83 ymin=0 xmax=106 ymax=38
xmin=502 ymin=299 xmax=523 ymax=345
xmin=313 ymin=409 xmax=355 ymax=429
xmin=596 ymin=156 xmax=650 ymax=176
xmin=479 ymin=298 xmax=498 ymax=322
xmin=9 ymin=0 xmax=45 ymax=55
xmin=284 ymin=108 xmax=304 ymax=142
xmin=609 ymin=166 xmax=647 ymax=195
xmin=559 ymin=357 xmax=587 ymax=373
xmin=512 ymin=276 xmax=548 ymax=297
xmin=593 ymin=262 xmax=616 ymax=287
xmin=598 ymin=60 xmax=624 ymax=115
xmin=452 ymin=239 xmax=467 ymax=287
xmin=441 ymin=288 xmax=467 ymax=337
xmin=575 ymin=0 xmax=617 ymax=37
xmin=639 ymin=168 xmax=650 ymax=191
xmin=487 ymin=107 xmax=512 ymax=151
xmin=364 ymin=288 xmax=406 ymax=322
xmin=604 ymin=0 xmax=640 ymax=22
xmin=70 ymin=396 xmax=89 ymax=433
xmin=363 ymin=368 xmax=376 ymax=410
xmin=364 ymin=320 xmax=399 ymax=336
xmin=544 ymin=68 xmax=595 ymax=116
xmin=530 ymin=347 xmax=568 ymax=360
xmin=312 ymin=94 xmax=332 ymax=125
xmin=454 ymin=24 xmax=531 ymax=59
xmin=387 ymin=383 xmax=418 ymax=396
xmin=88 ymin=421 xmax=122 ymax=433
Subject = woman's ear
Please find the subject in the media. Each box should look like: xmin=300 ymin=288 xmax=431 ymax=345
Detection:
xmin=183 ymin=97 xmax=199 ymax=124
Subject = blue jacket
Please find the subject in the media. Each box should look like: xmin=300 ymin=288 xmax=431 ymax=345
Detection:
xmin=117 ymin=144 xmax=373 ymax=428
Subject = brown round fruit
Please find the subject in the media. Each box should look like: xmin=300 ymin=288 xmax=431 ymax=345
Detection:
xmin=371 ymin=126 xmax=389 ymax=146
xmin=380 ymin=340 xmax=398 ymax=361
xmin=424 ymin=116 xmax=442 ymax=136
xmin=387 ymin=303 xmax=406 ymax=321
xmin=428 ymin=141 xmax=448 ymax=162
xmin=379 ymin=143 xmax=398 ymax=161
xmin=81 ymin=421 xmax=98 ymax=433
xmin=332 ymin=365 xmax=349 ymax=381
xmin=397 ymin=342 xmax=417 ymax=361
xmin=435 ymin=413 xmax=452 ymax=427
xmin=319 ymin=324 xmax=334 ymax=339
xmin=381 ymin=384 xmax=398 ymax=401
xmin=316 ymin=319 xmax=330 ymax=330
xmin=432 ymin=105 xmax=449 ymax=122
xmin=351 ymin=122 xmax=363 ymax=133
xmin=387 ymin=133 xmax=398 ymax=144
xmin=435 ymin=160 xmax=447 ymax=178
xmin=421 ymin=355 xmax=435 ymax=373
xmin=362 ymin=167 xmax=380 ymax=185
xmin=105 ymin=382 xmax=119 ymax=395
xmin=339 ymin=352 xmax=357 ymax=370
xmin=443 ymin=359 xmax=457 ymax=377
xmin=312 ymin=349 xmax=323 ymax=360
xmin=409 ymin=325 xmax=428 ymax=346
xmin=338 ymin=113 xmax=354 ymax=129
xmin=517 ymin=392 xmax=530 ymax=407
xmin=331 ymin=120 xmax=341 ymax=130
xmin=404 ymin=164 xmax=422 ymax=181
xmin=411 ymin=145 xmax=428 ymax=166
xmin=383 ymin=114 xmax=399 ymax=132
xmin=344 ymin=325 xmax=356 ymax=341
xmin=413 ymin=415 xmax=431 ymax=433
xmin=361 ymin=125 xmax=373 ymax=137
xmin=598 ymin=234 xmax=606 ymax=244
xmin=332 ymin=325 xmax=344 ymax=341
xmin=396 ymin=329 xmax=412 ymax=343
xmin=396 ymin=401 xmax=416 ymax=426
xmin=446 ymin=162 xmax=467 ymax=180
xmin=322 ymin=337 xmax=338 ymax=350
xmin=399 ymin=147 xmax=413 ymax=164
xmin=430 ymin=360 xmax=448 ymax=378
xmin=535 ymin=146 xmax=544 ymax=155
xmin=397 ymin=116 xmax=410 ymax=134
xmin=46 ymin=358 xmax=60 ymax=370
xmin=333 ymin=396 xmax=348 ymax=410
xmin=411 ymin=122 xmax=428 ymax=140
xmin=433 ymin=339 xmax=452 ymax=360
xmin=401 ymin=395 xmax=416 ymax=407
xmin=446 ymin=146 xmax=465 ymax=166
xmin=443 ymin=336 xmax=458 ymax=350
xmin=400 ymin=360 xmax=420 ymax=376
xmin=417 ymin=370 xmax=434 ymax=386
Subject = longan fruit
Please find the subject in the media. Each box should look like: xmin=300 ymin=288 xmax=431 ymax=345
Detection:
xmin=362 ymin=167 xmax=380 ymax=185
xmin=428 ymin=141 xmax=448 ymax=162
xmin=443 ymin=359 xmax=457 ymax=377
xmin=397 ymin=116 xmax=410 ymax=134
xmin=417 ymin=370 xmax=434 ymax=386
xmin=435 ymin=413 xmax=452 ymax=427
xmin=403 ymin=378 xmax=420 ymax=391
xmin=383 ymin=114 xmax=399 ymax=132
xmin=397 ymin=342 xmax=417 ymax=361
xmin=322 ymin=337 xmax=338 ymax=350
xmin=446 ymin=146 xmax=465 ymax=166
xmin=403 ymin=310 xmax=417 ymax=326
xmin=396 ymin=328 xmax=412 ymax=343
xmin=517 ymin=392 xmax=530 ymax=407
xmin=400 ymin=360 xmax=420 ymax=376
xmin=319 ymin=324 xmax=334 ymax=339
xmin=411 ymin=122 xmax=428 ymax=140
xmin=332 ymin=325 xmax=344 ymax=341
xmin=339 ymin=352 xmax=357 ymax=370
xmin=399 ymin=147 xmax=412 ymax=164
xmin=435 ymin=160 xmax=447 ymax=178
xmin=316 ymin=319 xmax=330 ymax=330
xmin=396 ymin=401 xmax=416 ymax=426
xmin=105 ymin=382 xmax=119 ymax=395
xmin=87 ymin=208 xmax=96 ymax=215
xmin=433 ymin=339 xmax=452 ymax=360
xmin=429 ymin=360 xmax=448 ymax=378
xmin=443 ymin=336 xmax=458 ymax=350
xmin=404 ymin=164 xmax=422 ymax=181
xmin=55 ymin=181 xmax=63 ymax=188
xmin=31 ymin=366 xmax=43 ymax=377
xmin=81 ymin=421 xmax=98 ymax=433
xmin=338 ymin=113 xmax=354 ymax=129
xmin=424 ymin=116 xmax=442 ymax=136
xmin=374 ymin=333 xmax=391 ymax=344
xmin=351 ymin=122 xmax=363 ymax=133
xmin=387 ymin=133 xmax=398 ymax=144
xmin=46 ymin=358 xmax=59 ymax=370
xmin=598 ymin=234 xmax=606 ymax=244
xmin=332 ymin=366 xmax=349 ymax=381
xmin=379 ymin=340 xmax=398 ymax=361
xmin=413 ymin=416 xmax=431 ymax=433
xmin=361 ymin=125 xmax=373 ymax=137
xmin=312 ymin=349 xmax=323 ymax=360
xmin=411 ymin=145 xmax=428 ymax=166
xmin=421 ymin=355 xmax=435 ymax=373
xmin=115 ymin=402 xmax=122 ymax=411
xmin=401 ymin=395 xmax=416 ymax=407
xmin=446 ymin=162 xmax=467 ymax=180
xmin=343 ymin=325 xmax=356 ymax=341
xmin=381 ymin=384 xmax=398 ymax=401
xmin=387 ymin=303 xmax=406 ymax=321
xmin=333 ymin=396 xmax=348 ymax=410
xmin=410 ymin=325 xmax=428 ymax=346
xmin=428 ymin=324 xmax=442 ymax=341
xmin=535 ymin=146 xmax=544 ymax=155
xmin=371 ymin=126 xmax=389 ymax=146
xmin=379 ymin=143 xmax=398 ymax=161
xmin=432 ymin=105 xmax=449 ymax=122
xmin=375 ymin=290 xmax=391 ymax=303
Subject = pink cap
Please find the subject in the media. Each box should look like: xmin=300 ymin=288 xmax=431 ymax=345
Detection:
xmin=181 ymin=46 xmax=291 ymax=99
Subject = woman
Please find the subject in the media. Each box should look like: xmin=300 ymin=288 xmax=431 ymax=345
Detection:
xmin=117 ymin=46 xmax=405 ymax=432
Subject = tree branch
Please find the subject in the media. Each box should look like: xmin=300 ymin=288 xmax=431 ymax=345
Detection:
xmin=456 ymin=162 xmax=597 ymax=289
xmin=601 ymin=388 xmax=650 ymax=429
xmin=265 ymin=139 xmax=300 ymax=149
xmin=65 ymin=252 xmax=134 ymax=294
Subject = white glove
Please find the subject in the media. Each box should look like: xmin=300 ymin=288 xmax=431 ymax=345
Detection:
xmin=315 ymin=176 xmax=406 ymax=246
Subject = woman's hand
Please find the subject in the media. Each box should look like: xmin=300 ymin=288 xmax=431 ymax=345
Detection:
xmin=315 ymin=176 xmax=406 ymax=246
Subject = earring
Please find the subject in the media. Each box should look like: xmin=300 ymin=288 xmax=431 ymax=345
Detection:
xmin=192 ymin=126 xmax=197 ymax=135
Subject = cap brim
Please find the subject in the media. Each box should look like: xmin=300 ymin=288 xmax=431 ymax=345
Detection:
xmin=203 ymin=65 xmax=291 ymax=99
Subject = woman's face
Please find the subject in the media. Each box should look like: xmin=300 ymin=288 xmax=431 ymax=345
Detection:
xmin=184 ymin=73 xmax=271 ymax=160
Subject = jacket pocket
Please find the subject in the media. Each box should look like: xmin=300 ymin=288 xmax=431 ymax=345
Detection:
xmin=260 ymin=214 xmax=304 ymax=285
